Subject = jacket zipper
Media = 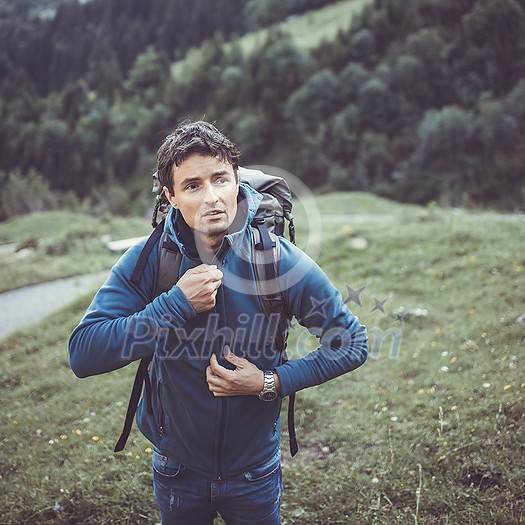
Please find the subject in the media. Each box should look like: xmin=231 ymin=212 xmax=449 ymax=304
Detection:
xmin=213 ymin=281 xmax=228 ymax=479
xmin=212 ymin=246 xmax=229 ymax=479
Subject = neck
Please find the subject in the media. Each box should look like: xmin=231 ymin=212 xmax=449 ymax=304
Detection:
xmin=195 ymin=231 xmax=225 ymax=260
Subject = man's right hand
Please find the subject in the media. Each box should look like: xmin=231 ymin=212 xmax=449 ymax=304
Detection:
xmin=176 ymin=264 xmax=223 ymax=313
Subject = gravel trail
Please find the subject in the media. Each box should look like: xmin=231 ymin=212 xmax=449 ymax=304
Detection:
xmin=0 ymin=271 xmax=108 ymax=340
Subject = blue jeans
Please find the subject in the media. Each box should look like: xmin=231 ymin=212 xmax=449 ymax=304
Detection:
xmin=152 ymin=449 xmax=283 ymax=525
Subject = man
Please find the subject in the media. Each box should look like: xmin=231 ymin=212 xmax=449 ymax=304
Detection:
xmin=69 ymin=120 xmax=368 ymax=525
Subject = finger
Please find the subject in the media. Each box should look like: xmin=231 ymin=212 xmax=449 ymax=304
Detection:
xmin=192 ymin=264 xmax=218 ymax=274
xmin=207 ymin=269 xmax=223 ymax=282
xmin=209 ymin=353 xmax=228 ymax=376
xmin=207 ymin=374 xmax=220 ymax=391
xmin=223 ymin=346 xmax=244 ymax=368
xmin=207 ymin=374 xmax=228 ymax=395
xmin=209 ymin=281 xmax=221 ymax=293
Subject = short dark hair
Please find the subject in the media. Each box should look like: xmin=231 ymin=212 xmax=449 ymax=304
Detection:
xmin=157 ymin=120 xmax=240 ymax=193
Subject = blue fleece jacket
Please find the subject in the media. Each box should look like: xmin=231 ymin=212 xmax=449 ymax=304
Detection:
xmin=68 ymin=183 xmax=368 ymax=478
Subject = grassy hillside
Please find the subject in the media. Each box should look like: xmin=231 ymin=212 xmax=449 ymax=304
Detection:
xmin=172 ymin=0 xmax=371 ymax=77
xmin=234 ymin=0 xmax=371 ymax=54
xmin=0 ymin=211 xmax=150 ymax=293
xmin=0 ymin=196 xmax=524 ymax=524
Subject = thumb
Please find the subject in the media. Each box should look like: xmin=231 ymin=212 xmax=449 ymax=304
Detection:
xmin=223 ymin=345 xmax=244 ymax=367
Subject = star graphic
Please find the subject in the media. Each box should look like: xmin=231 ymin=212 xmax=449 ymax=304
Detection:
xmin=370 ymin=296 xmax=389 ymax=315
xmin=343 ymin=284 xmax=367 ymax=308
xmin=304 ymin=296 xmax=332 ymax=320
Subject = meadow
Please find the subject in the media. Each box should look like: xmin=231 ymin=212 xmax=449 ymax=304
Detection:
xmin=0 ymin=193 xmax=523 ymax=524
xmin=0 ymin=212 xmax=150 ymax=293
xmin=171 ymin=0 xmax=371 ymax=78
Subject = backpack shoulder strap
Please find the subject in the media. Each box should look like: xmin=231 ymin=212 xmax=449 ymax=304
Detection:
xmin=130 ymin=219 xmax=165 ymax=285
xmin=251 ymin=223 xmax=283 ymax=321
xmin=129 ymin=218 xmax=183 ymax=294
xmin=114 ymin=354 xmax=152 ymax=452
xmin=155 ymin=231 xmax=182 ymax=295
xmin=251 ymin=221 xmax=298 ymax=456
xmin=115 ymin=226 xmax=182 ymax=453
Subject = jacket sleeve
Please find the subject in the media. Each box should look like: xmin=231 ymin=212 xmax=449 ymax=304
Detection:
xmin=68 ymin=240 xmax=196 ymax=378
xmin=274 ymin=240 xmax=368 ymax=397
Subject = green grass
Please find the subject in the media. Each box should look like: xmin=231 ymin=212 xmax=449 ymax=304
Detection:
xmin=308 ymin=190 xmax=419 ymax=215
xmin=0 ymin=211 xmax=150 ymax=293
xmin=171 ymin=0 xmax=371 ymax=78
xmin=1 ymin=196 xmax=524 ymax=524
xmin=234 ymin=0 xmax=371 ymax=55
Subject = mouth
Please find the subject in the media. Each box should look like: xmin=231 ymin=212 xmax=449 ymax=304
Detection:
xmin=203 ymin=209 xmax=226 ymax=218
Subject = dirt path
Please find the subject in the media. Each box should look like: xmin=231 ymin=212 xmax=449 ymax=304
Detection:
xmin=0 ymin=271 xmax=108 ymax=340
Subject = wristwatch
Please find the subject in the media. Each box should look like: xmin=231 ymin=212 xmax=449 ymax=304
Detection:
xmin=259 ymin=371 xmax=278 ymax=401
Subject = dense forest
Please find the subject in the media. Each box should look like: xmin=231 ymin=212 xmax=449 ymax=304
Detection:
xmin=1 ymin=0 xmax=524 ymax=219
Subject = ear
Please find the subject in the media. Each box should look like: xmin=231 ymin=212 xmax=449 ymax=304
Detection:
xmin=163 ymin=186 xmax=177 ymax=208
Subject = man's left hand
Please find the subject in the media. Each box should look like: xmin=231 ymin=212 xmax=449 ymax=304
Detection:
xmin=206 ymin=345 xmax=264 ymax=397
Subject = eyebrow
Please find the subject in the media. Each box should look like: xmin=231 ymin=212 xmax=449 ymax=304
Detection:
xmin=179 ymin=170 xmax=231 ymax=188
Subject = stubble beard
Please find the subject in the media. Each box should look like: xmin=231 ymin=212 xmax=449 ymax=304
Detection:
xmin=196 ymin=215 xmax=231 ymax=253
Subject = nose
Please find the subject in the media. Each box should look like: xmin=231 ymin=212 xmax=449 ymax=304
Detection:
xmin=203 ymin=182 xmax=219 ymax=205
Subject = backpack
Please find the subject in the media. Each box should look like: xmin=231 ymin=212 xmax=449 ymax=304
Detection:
xmin=114 ymin=166 xmax=299 ymax=456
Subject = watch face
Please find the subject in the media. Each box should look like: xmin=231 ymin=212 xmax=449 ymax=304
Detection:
xmin=260 ymin=390 xmax=278 ymax=402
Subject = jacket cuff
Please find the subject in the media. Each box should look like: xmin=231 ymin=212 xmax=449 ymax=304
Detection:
xmin=166 ymin=285 xmax=197 ymax=322
xmin=274 ymin=364 xmax=296 ymax=398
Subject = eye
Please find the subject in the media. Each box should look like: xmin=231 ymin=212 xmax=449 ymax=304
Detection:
xmin=185 ymin=183 xmax=199 ymax=191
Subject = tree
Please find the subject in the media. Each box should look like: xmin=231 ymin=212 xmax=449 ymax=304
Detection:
xmin=357 ymin=76 xmax=397 ymax=133
xmin=124 ymin=46 xmax=170 ymax=104
xmin=403 ymin=106 xmax=478 ymax=204
xmin=87 ymin=37 xmax=123 ymax=99
xmin=349 ymin=29 xmax=377 ymax=67
xmin=338 ymin=62 xmax=370 ymax=101
xmin=463 ymin=0 xmax=525 ymax=94
xmin=402 ymin=28 xmax=449 ymax=108
xmin=48 ymin=1 xmax=89 ymax=90
xmin=286 ymin=69 xmax=340 ymax=133
xmin=323 ymin=104 xmax=360 ymax=166
xmin=231 ymin=112 xmax=268 ymax=161
xmin=0 ymin=169 xmax=58 ymax=220
xmin=245 ymin=0 xmax=288 ymax=30
xmin=58 ymin=80 xmax=90 ymax=126
xmin=216 ymin=65 xmax=244 ymax=110
xmin=253 ymin=34 xmax=309 ymax=117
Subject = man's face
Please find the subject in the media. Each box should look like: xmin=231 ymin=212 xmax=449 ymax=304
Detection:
xmin=164 ymin=153 xmax=239 ymax=240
